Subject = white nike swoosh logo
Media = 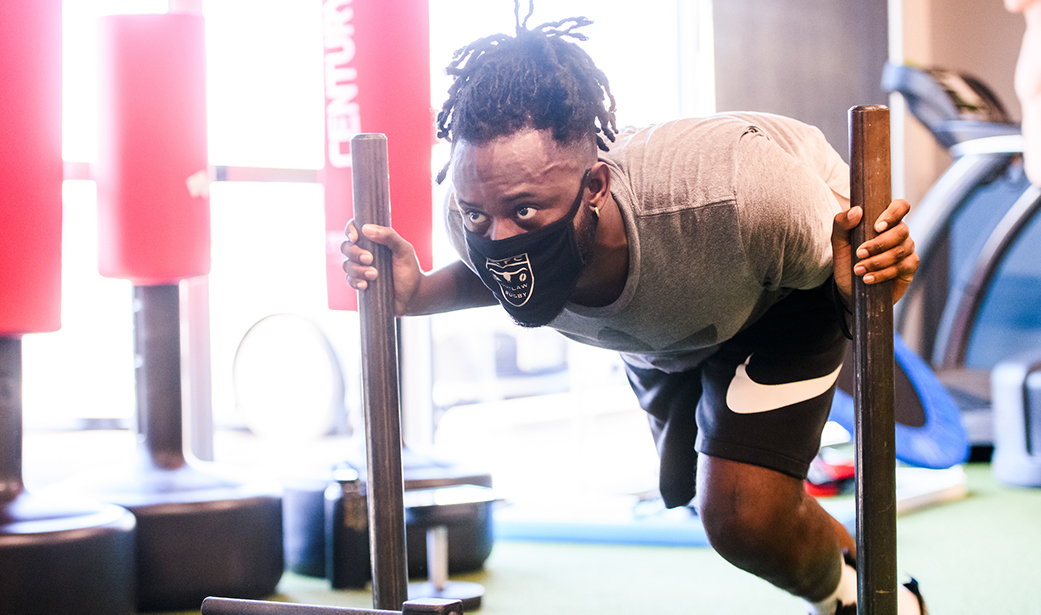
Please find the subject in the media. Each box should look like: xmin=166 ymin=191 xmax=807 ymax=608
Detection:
xmin=725 ymin=356 xmax=843 ymax=414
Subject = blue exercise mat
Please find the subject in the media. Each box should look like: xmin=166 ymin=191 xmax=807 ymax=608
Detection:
xmin=830 ymin=333 xmax=970 ymax=469
xmin=493 ymin=499 xmax=856 ymax=547
xmin=492 ymin=466 xmax=968 ymax=546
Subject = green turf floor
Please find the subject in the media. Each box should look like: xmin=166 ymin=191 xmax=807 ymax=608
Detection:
xmin=160 ymin=462 xmax=1041 ymax=615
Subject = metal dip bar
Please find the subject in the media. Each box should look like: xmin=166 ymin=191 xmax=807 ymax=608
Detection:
xmin=201 ymin=597 xmax=462 ymax=615
xmin=849 ymin=104 xmax=898 ymax=615
xmin=351 ymin=133 xmax=410 ymax=610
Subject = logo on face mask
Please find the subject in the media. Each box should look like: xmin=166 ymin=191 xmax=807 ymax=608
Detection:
xmin=485 ymin=254 xmax=534 ymax=306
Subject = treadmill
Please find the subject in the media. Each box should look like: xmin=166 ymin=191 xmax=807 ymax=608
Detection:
xmin=884 ymin=62 xmax=1041 ymax=451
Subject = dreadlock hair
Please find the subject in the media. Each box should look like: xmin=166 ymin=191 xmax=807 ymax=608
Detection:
xmin=435 ymin=0 xmax=618 ymax=183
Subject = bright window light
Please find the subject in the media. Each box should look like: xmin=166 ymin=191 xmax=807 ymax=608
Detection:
xmin=33 ymin=0 xmax=715 ymax=477
xmin=204 ymin=0 xmax=325 ymax=169
xmin=61 ymin=0 xmax=168 ymax=162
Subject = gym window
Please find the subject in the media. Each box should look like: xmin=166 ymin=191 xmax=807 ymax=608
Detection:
xmin=24 ymin=0 xmax=715 ymax=513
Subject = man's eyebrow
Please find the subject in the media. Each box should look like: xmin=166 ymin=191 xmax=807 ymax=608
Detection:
xmin=457 ymin=190 xmax=542 ymax=210
xmin=503 ymin=190 xmax=541 ymax=203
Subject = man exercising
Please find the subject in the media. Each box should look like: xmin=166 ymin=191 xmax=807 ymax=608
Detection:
xmin=342 ymin=8 xmax=923 ymax=615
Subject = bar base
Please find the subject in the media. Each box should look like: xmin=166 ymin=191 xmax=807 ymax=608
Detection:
xmin=0 ymin=490 xmax=137 ymax=615
xmin=408 ymin=581 xmax=483 ymax=612
xmin=61 ymin=457 xmax=283 ymax=612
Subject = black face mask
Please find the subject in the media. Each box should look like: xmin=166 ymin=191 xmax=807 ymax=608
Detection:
xmin=465 ymin=170 xmax=591 ymax=328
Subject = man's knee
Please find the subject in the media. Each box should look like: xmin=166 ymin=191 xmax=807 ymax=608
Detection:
xmin=695 ymin=456 xmax=840 ymax=598
xmin=697 ymin=476 xmax=794 ymax=565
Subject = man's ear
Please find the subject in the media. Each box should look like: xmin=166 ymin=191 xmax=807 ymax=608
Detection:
xmin=587 ymin=160 xmax=611 ymax=206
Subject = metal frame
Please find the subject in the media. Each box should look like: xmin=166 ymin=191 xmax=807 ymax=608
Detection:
xmin=351 ymin=134 xmax=410 ymax=610
xmin=933 ymin=184 xmax=1041 ymax=368
xmin=201 ymin=597 xmax=462 ymax=615
xmin=850 ymin=105 xmax=898 ymax=615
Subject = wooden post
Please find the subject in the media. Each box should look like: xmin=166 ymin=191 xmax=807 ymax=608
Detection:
xmin=351 ymin=133 xmax=410 ymax=610
xmin=849 ymin=105 xmax=898 ymax=615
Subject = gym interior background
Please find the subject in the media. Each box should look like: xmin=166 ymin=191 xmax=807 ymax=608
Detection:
xmin=10 ymin=0 xmax=1041 ymax=613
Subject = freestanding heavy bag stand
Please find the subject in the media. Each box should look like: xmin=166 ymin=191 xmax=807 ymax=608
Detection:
xmin=0 ymin=3 xmax=137 ymax=613
xmin=849 ymin=105 xmax=898 ymax=615
xmin=59 ymin=13 xmax=283 ymax=611
xmin=0 ymin=339 xmax=138 ymax=615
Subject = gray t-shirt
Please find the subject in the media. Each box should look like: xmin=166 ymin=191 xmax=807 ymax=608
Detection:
xmin=446 ymin=112 xmax=850 ymax=372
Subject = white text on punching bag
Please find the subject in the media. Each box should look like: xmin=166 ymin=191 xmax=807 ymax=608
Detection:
xmin=324 ymin=0 xmax=360 ymax=168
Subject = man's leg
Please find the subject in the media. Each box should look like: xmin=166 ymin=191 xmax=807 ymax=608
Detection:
xmin=688 ymin=284 xmax=922 ymax=613
xmin=694 ymin=454 xmax=854 ymax=602
xmin=695 ymin=454 xmax=927 ymax=614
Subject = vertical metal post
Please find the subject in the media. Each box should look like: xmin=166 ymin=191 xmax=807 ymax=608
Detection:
xmin=0 ymin=337 xmax=24 ymax=504
xmin=849 ymin=105 xmax=898 ymax=615
xmin=351 ymin=133 xmax=409 ymax=610
xmin=134 ymin=284 xmax=187 ymax=469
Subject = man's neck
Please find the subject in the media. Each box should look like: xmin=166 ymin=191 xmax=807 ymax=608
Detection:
xmin=572 ymin=193 xmax=629 ymax=307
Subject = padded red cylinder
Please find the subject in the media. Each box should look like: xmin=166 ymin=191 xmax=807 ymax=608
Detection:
xmin=95 ymin=13 xmax=210 ymax=285
xmin=322 ymin=0 xmax=434 ymax=311
xmin=0 ymin=1 xmax=63 ymax=337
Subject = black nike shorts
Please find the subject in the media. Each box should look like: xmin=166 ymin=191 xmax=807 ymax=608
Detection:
xmin=622 ymin=282 xmax=849 ymax=508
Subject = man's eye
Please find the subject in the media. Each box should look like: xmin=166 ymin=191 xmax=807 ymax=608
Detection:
xmin=466 ymin=211 xmax=487 ymax=225
xmin=515 ymin=206 xmax=536 ymax=220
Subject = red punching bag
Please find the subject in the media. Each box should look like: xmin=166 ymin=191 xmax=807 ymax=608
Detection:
xmin=95 ymin=13 xmax=210 ymax=285
xmin=0 ymin=0 xmax=64 ymax=337
xmin=322 ymin=0 xmax=434 ymax=311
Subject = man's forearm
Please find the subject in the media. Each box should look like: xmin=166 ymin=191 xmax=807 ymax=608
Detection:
xmin=405 ymin=260 xmax=497 ymax=316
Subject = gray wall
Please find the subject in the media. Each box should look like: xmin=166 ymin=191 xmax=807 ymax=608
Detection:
xmin=900 ymin=0 xmax=1025 ymax=204
xmin=713 ymin=0 xmax=890 ymax=162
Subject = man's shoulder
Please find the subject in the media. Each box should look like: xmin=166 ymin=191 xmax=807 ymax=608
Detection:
xmin=607 ymin=115 xmax=764 ymax=153
xmin=601 ymin=117 xmax=759 ymax=188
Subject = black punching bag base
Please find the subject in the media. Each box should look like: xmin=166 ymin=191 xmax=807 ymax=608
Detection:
xmin=64 ymin=458 xmax=284 ymax=612
xmin=0 ymin=490 xmax=137 ymax=615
